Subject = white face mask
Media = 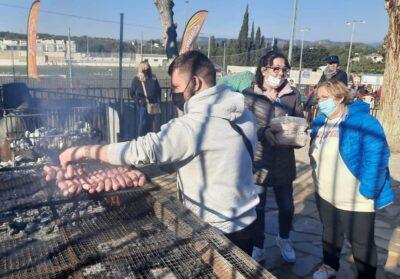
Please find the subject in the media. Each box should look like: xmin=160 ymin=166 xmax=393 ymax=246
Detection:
xmin=267 ymin=75 xmax=285 ymax=89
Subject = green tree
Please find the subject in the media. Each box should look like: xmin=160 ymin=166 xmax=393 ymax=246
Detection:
xmin=271 ymin=37 xmax=278 ymax=52
xmin=255 ymin=27 xmax=262 ymax=49
xmin=210 ymin=36 xmax=217 ymax=57
xmin=250 ymin=22 xmax=255 ymax=45
xmin=303 ymin=46 xmax=330 ymax=69
xmin=248 ymin=21 xmax=255 ymax=65
xmin=236 ymin=4 xmax=249 ymax=65
xmin=251 ymin=26 xmax=263 ymax=65
xmin=261 ymin=36 xmax=267 ymax=49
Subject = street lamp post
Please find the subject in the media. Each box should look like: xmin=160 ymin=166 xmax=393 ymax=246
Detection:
xmin=223 ymin=41 xmax=226 ymax=74
xmin=184 ymin=0 xmax=189 ymax=25
xmin=346 ymin=20 xmax=366 ymax=76
xmin=288 ymin=0 xmax=299 ymax=65
xmin=298 ymin=27 xmax=310 ymax=85
xmin=11 ymin=46 xmax=16 ymax=82
xmin=207 ymin=35 xmax=211 ymax=58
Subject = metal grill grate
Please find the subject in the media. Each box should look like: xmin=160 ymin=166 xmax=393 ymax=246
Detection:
xmin=0 ymin=170 xmax=274 ymax=278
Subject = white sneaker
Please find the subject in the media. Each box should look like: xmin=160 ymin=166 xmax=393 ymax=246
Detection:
xmin=312 ymin=264 xmax=337 ymax=279
xmin=276 ymin=235 xmax=296 ymax=263
xmin=251 ymin=246 xmax=266 ymax=262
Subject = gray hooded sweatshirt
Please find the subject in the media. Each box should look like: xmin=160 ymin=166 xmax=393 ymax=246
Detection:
xmin=107 ymin=84 xmax=259 ymax=233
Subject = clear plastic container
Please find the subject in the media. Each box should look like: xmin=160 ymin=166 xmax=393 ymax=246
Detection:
xmin=269 ymin=115 xmax=308 ymax=147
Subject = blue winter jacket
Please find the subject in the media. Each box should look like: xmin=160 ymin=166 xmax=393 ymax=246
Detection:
xmin=311 ymin=100 xmax=394 ymax=209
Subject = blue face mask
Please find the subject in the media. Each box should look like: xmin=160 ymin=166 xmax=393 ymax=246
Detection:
xmin=318 ymin=98 xmax=337 ymax=117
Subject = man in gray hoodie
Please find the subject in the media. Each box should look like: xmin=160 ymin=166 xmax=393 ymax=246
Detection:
xmin=59 ymin=51 xmax=259 ymax=255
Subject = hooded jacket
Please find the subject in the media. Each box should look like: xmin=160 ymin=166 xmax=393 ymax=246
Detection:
xmin=311 ymin=100 xmax=394 ymax=209
xmin=108 ymin=84 xmax=259 ymax=233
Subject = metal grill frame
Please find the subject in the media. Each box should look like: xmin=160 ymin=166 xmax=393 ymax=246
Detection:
xmin=0 ymin=169 xmax=275 ymax=279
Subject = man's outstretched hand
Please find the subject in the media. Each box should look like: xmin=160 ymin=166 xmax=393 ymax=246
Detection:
xmin=59 ymin=146 xmax=85 ymax=168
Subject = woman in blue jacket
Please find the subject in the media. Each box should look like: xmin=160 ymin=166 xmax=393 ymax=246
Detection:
xmin=309 ymin=80 xmax=394 ymax=279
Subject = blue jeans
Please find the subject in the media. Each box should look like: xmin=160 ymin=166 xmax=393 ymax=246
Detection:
xmin=254 ymin=183 xmax=294 ymax=248
xmin=136 ymin=106 xmax=149 ymax=137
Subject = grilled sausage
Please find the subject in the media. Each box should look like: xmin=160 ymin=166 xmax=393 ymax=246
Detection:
xmin=104 ymin=178 xmax=112 ymax=192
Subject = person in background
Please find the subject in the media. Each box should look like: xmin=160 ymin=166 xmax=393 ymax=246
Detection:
xmin=319 ymin=55 xmax=348 ymax=86
xmin=374 ymin=86 xmax=382 ymax=104
xmin=305 ymin=85 xmax=318 ymax=125
xmin=363 ymin=92 xmax=375 ymax=110
xmin=59 ymin=51 xmax=259 ymax=256
xmin=356 ymin=84 xmax=368 ymax=100
xmin=129 ymin=61 xmax=161 ymax=136
xmin=242 ymin=51 xmax=304 ymax=263
xmin=349 ymin=84 xmax=358 ymax=101
xmin=310 ymin=80 xmax=394 ymax=279
xmin=366 ymin=84 xmax=373 ymax=95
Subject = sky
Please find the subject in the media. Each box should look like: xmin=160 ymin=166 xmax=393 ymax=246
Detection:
xmin=0 ymin=0 xmax=389 ymax=44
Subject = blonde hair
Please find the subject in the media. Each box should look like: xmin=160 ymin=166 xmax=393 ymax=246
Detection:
xmin=137 ymin=61 xmax=151 ymax=82
xmin=317 ymin=80 xmax=351 ymax=104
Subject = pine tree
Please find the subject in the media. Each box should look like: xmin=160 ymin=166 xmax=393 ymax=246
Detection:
xmin=248 ymin=21 xmax=255 ymax=65
xmin=237 ymin=4 xmax=249 ymax=65
xmin=272 ymin=38 xmax=279 ymax=52
xmin=227 ymin=39 xmax=236 ymax=66
xmin=210 ymin=35 xmax=217 ymax=57
xmin=250 ymin=22 xmax=255 ymax=46
xmin=255 ymin=27 xmax=262 ymax=49
xmin=252 ymin=26 xmax=262 ymax=65
xmin=261 ymin=36 xmax=266 ymax=49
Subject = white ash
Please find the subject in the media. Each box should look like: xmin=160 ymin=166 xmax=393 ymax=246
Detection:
xmin=97 ymin=231 xmax=139 ymax=254
xmin=0 ymin=199 xmax=106 ymax=241
xmin=2 ymin=122 xmax=101 ymax=169
xmin=0 ymin=156 xmax=51 ymax=169
xmin=10 ymin=123 xmax=98 ymax=153
xmin=0 ymin=207 xmax=55 ymax=240
xmin=80 ymin=264 xmax=135 ymax=279
xmin=81 ymin=263 xmax=107 ymax=276
xmin=150 ymin=268 xmax=177 ymax=279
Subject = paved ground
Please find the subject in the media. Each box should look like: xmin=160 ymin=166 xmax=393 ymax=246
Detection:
xmin=149 ymin=146 xmax=400 ymax=279
xmin=262 ymin=146 xmax=400 ymax=279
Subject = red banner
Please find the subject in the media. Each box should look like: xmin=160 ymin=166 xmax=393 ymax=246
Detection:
xmin=27 ymin=0 xmax=40 ymax=80
xmin=179 ymin=10 xmax=208 ymax=55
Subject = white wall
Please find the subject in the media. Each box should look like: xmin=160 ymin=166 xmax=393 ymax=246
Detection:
xmin=289 ymin=70 xmax=323 ymax=85
xmin=226 ymin=65 xmax=256 ymax=74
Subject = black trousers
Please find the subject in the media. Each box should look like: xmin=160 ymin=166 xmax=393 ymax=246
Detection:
xmin=253 ymin=183 xmax=295 ymax=248
xmin=315 ymin=194 xmax=377 ymax=279
xmin=224 ymin=221 xmax=256 ymax=256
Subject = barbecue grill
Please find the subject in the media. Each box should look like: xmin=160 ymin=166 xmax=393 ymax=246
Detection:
xmin=0 ymin=102 xmax=105 ymax=168
xmin=0 ymin=85 xmax=275 ymax=278
xmin=0 ymin=168 xmax=275 ymax=278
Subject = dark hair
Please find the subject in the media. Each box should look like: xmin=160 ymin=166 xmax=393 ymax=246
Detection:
xmin=255 ymin=51 xmax=290 ymax=90
xmin=168 ymin=50 xmax=216 ymax=86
